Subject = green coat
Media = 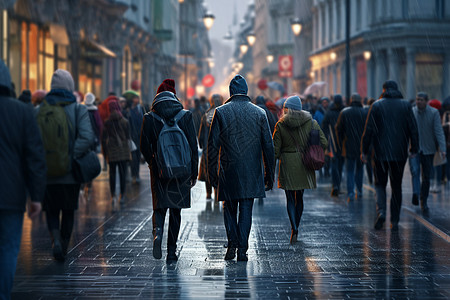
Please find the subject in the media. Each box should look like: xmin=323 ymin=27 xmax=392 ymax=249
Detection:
xmin=273 ymin=111 xmax=328 ymax=190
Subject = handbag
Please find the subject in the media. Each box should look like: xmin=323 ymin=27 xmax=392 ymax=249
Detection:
xmin=288 ymin=119 xmax=325 ymax=171
xmin=72 ymin=151 xmax=101 ymax=183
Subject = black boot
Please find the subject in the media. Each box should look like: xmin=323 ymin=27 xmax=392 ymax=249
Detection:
xmin=224 ymin=247 xmax=236 ymax=260
xmin=166 ymin=247 xmax=178 ymax=263
xmin=51 ymin=229 xmax=65 ymax=262
xmin=153 ymin=228 xmax=163 ymax=259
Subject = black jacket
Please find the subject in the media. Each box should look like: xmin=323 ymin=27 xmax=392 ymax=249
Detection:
xmin=0 ymin=89 xmax=47 ymax=211
xmin=322 ymin=102 xmax=343 ymax=154
xmin=255 ymin=95 xmax=277 ymax=133
xmin=140 ymin=92 xmax=198 ymax=209
xmin=361 ymin=97 xmax=418 ymax=161
xmin=335 ymin=102 xmax=368 ymax=159
xmin=207 ymin=94 xmax=275 ymax=201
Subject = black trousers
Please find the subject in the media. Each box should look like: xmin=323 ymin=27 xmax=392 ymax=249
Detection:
xmin=284 ymin=190 xmax=304 ymax=232
xmin=373 ymin=160 xmax=406 ymax=224
xmin=223 ymin=199 xmax=254 ymax=254
xmin=109 ymin=161 xmax=127 ymax=196
xmin=152 ymin=208 xmax=181 ymax=253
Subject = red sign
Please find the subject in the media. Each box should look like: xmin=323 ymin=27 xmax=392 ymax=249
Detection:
xmin=202 ymin=74 xmax=215 ymax=88
xmin=278 ymin=55 xmax=293 ymax=78
xmin=187 ymin=87 xmax=195 ymax=99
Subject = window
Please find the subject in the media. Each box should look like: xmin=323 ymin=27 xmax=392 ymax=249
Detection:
xmin=321 ymin=8 xmax=326 ymax=46
xmin=328 ymin=2 xmax=333 ymax=43
xmin=336 ymin=0 xmax=341 ymax=40
xmin=356 ymin=0 xmax=361 ymax=30
xmin=436 ymin=0 xmax=445 ymax=19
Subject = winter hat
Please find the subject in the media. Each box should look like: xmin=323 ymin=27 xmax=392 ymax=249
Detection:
xmin=351 ymin=93 xmax=362 ymax=103
xmin=229 ymin=74 xmax=248 ymax=96
xmin=18 ymin=90 xmax=32 ymax=104
xmin=0 ymin=59 xmax=12 ymax=91
xmin=283 ymin=95 xmax=302 ymax=111
xmin=157 ymin=79 xmax=176 ymax=94
xmin=84 ymin=92 xmax=96 ymax=106
xmin=429 ymin=99 xmax=441 ymax=110
xmin=51 ymin=69 xmax=75 ymax=92
xmin=383 ymin=80 xmax=398 ymax=91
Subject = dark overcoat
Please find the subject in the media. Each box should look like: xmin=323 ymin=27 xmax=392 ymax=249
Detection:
xmin=140 ymin=92 xmax=198 ymax=209
xmin=207 ymin=94 xmax=275 ymax=202
xmin=361 ymin=97 xmax=418 ymax=161
xmin=335 ymin=102 xmax=368 ymax=159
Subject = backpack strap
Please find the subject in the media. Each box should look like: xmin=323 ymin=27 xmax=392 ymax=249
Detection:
xmin=152 ymin=109 xmax=187 ymax=125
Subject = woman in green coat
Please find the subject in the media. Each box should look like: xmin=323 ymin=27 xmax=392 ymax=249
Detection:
xmin=273 ymin=96 xmax=328 ymax=244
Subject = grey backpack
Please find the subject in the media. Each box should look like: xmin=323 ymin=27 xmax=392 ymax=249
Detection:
xmin=152 ymin=110 xmax=192 ymax=179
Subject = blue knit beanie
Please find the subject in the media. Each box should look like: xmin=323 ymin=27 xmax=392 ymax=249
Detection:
xmin=283 ymin=95 xmax=302 ymax=111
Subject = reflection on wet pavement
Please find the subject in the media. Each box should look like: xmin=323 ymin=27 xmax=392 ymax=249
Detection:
xmin=12 ymin=168 xmax=450 ymax=299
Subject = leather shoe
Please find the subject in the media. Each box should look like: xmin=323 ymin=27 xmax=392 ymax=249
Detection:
xmin=374 ymin=216 xmax=385 ymax=230
xmin=412 ymin=194 xmax=419 ymax=206
xmin=224 ymin=247 xmax=236 ymax=260
xmin=166 ymin=253 xmax=178 ymax=263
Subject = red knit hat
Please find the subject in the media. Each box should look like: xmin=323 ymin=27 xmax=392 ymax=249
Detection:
xmin=429 ymin=99 xmax=442 ymax=110
xmin=157 ymin=79 xmax=176 ymax=94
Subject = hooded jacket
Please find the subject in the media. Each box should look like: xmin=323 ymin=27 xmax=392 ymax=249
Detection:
xmin=140 ymin=91 xmax=198 ymax=209
xmin=0 ymin=61 xmax=47 ymax=210
xmin=207 ymin=94 xmax=275 ymax=201
xmin=273 ymin=111 xmax=328 ymax=190
xmin=42 ymin=89 xmax=95 ymax=184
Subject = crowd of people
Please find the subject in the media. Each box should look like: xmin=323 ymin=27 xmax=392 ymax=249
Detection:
xmin=1 ymin=56 xmax=450 ymax=298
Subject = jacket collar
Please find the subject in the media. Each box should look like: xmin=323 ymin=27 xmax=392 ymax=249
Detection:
xmin=224 ymin=94 xmax=251 ymax=104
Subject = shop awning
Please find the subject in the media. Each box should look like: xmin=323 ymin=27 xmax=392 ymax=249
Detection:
xmin=49 ymin=24 xmax=70 ymax=46
xmin=89 ymin=40 xmax=116 ymax=57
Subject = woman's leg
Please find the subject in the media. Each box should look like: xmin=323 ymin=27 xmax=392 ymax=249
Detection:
xmin=60 ymin=209 xmax=75 ymax=254
xmin=118 ymin=161 xmax=128 ymax=197
xmin=294 ymin=190 xmax=304 ymax=230
xmin=109 ymin=162 xmax=117 ymax=197
xmin=284 ymin=190 xmax=297 ymax=232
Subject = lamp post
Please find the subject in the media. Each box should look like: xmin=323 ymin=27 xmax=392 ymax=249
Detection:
xmin=240 ymin=43 xmax=249 ymax=55
xmin=246 ymin=32 xmax=256 ymax=46
xmin=290 ymin=18 xmax=302 ymax=36
xmin=266 ymin=54 xmax=274 ymax=64
xmin=203 ymin=12 xmax=215 ymax=31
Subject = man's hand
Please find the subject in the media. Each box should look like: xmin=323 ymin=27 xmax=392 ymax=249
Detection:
xmin=190 ymin=178 xmax=197 ymax=188
xmin=360 ymin=154 xmax=368 ymax=164
xmin=27 ymin=201 xmax=41 ymax=219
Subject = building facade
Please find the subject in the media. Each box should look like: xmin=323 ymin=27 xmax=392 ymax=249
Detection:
xmin=310 ymin=0 xmax=450 ymax=101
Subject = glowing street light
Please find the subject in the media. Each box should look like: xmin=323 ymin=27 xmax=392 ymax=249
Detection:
xmin=266 ymin=54 xmax=274 ymax=63
xmin=240 ymin=43 xmax=248 ymax=55
xmin=203 ymin=12 xmax=215 ymax=30
xmin=364 ymin=51 xmax=372 ymax=60
xmin=246 ymin=32 xmax=256 ymax=46
xmin=330 ymin=52 xmax=337 ymax=61
xmin=290 ymin=18 xmax=302 ymax=36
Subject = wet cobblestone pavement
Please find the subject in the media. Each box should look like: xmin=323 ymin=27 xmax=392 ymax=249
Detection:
xmin=11 ymin=163 xmax=450 ymax=299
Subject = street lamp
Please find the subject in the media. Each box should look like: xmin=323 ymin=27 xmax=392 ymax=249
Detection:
xmin=178 ymin=0 xmax=184 ymax=2
xmin=290 ymin=18 xmax=302 ymax=36
xmin=266 ymin=54 xmax=274 ymax=64
xmin=246 ymin=32 xmax=256 ymax=46
xmin=364 ymin=51 xmax=371 ymax=60
xmin=330 ymin=52 xmax=337 ymax=61
xmin=240 ymin=43 xmax=248 ymax=55
xmin=203 ymin=12 xmax=215 ymax=30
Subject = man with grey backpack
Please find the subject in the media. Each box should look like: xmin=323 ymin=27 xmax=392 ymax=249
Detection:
xmin=140 ymin=79 xmax=198 ymax=263
xmin=37 ymin=69 xmax=95 ymax=262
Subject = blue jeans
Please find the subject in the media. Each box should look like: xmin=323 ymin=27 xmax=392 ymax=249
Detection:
xmin=331 ymin=155 xmax=344 ymax=192
xmin=0 ymin=210 xmax=24 ymax=300
xmin=409 ymin=154 xmax=434 ymax=203
xmin=346 ymin=158 xmax=364 ymax=199
xmin=223 ymin=199 xmax=254 ymax=255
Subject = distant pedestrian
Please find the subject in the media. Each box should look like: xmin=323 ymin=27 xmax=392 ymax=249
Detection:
xmin=126 ymin=91 xmax=145 ymax=185
xmin=442 ymin=97 xmax=450 ymax=183
xmin=361 ymin=80 xmax=419 ymax=230
xmin=140 ymin=80 xmax=198 ymax=263
xmin=322 ymin=94 xmax=344 ymax=196
xmin=335 ymin=93 xmax=368 ymax=201
xmin=254 ymin=95 xmax=277 ymax=133
xmin=0 ymin=59 xmax=46 ymax=300
xmin=102 ymin=101 xmax=131 ymax=209
xmin=18 ymin=89 xmax=32 ymax=106
xmin=191 ymin=98 xmax=205 ymax=136
xmin=198 ymin=94 xmax=223 ymax=200
xmin=32 ymin=89 xmax=47 ymax=107
xmin=81 ymin=92 xmax=103 ymax=195
xmin=273 ymin=96 xmax=327 ymax=244
xmin=314 ymin=97 xmax=331 ymax=178
xmin=408 ymin=92 xmax=446 ymax=213
xmin=38 ymin=69 xmax=95 ymax=261
xmin=208 ymin=75 xmax=274 ymax=261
